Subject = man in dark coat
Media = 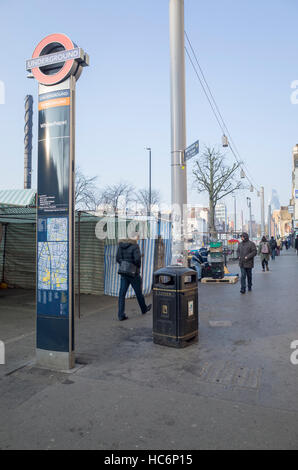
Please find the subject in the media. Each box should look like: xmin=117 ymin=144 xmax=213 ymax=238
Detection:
xmin=269 ymin=236 xmax=277 ymax=260
xmin=295 ymin=235 xmax=298 ymax=256
xmin=116 ymin=238 xmax=151 ymax=321
xmin=237 ymin=232 xmax=257 ymax=294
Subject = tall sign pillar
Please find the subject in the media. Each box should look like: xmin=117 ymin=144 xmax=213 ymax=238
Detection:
xmin=26 ymin=34 xmax=89 ymax=370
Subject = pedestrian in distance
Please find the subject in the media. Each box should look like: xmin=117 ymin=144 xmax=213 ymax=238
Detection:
xmin=295 ymin=235 xmax=298 ymax=256
xmin=116 ymin=237 xmax=152 ymax=321
xmin=276 ymin=238 xmax=281 ymax=256
xmin=237 ymin=232 xmax=257 ymax=294
xmin=258 ymin=236 xmax=271 ymax=272
xmin=269 ymin=236 xmax=277 ymax=260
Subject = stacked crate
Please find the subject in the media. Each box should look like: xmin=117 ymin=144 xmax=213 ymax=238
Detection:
xmin=209 ymin=241 xmax=225 ymax=279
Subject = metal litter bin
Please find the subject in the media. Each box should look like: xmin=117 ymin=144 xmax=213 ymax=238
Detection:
xmin=153 ymin=266 xmax=199 ymax=348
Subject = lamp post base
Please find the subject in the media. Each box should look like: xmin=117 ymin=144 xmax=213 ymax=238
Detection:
xmin=36 ymin=349 xmax=75 ymax=371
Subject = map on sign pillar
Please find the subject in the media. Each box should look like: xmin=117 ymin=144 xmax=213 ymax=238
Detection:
xmin=37 ymin=217 xmax=69 ymax=317
xmin=38 ymin=218 xmax=68 ymax=291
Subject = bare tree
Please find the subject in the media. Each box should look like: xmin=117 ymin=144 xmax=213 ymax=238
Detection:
xmin=75 ymin=167 xmax=100 ymax=211
xmin=100 ymin=182 xmax=135 ymax=214
xmin=134 ymin=188 xmax=161 ymax=215
xmin=193 ymin=146 xmax=242 ymax=238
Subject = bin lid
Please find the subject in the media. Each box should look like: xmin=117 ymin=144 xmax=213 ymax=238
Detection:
xmin=154 ymin=265 xmax=196 ymax=276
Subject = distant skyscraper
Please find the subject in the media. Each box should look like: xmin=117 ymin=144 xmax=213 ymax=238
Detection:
xmin=24 ymin=95 xmax=33 ymax=189
xmin=270 ymin=189 xmax=280 ymax=211
xmin=291 ymin=145 xmax=298 ymax=229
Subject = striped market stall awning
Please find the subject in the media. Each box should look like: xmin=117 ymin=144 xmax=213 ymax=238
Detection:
xmin=0 ymin=189 xmax=36 ymax=207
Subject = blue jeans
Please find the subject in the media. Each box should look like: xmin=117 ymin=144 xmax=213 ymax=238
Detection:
xmin=118 ymin=274 xmax=147 ymax=319
xmin=240 ymin=268 xmax=252 ymax=291
xmin=271 ymin=249 xmax=276 ymax=260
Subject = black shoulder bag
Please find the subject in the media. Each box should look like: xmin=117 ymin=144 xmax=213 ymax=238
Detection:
xmin=118 ymin=260 xmax=137 ymax=277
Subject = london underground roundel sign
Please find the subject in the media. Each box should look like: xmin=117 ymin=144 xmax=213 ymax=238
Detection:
xmin=26 ymin=33 xmax=89 ymax=86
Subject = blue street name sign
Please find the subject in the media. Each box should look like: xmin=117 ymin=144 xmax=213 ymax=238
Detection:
xmin=184 ymin=140 xmax=199 ymax=161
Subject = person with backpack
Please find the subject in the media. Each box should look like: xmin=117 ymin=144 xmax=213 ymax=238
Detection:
xmin=116 ymin=238 xmax=152 ymax=321
xmin=269 ymin=236 xmax=277 ymax=260
xmin=258 ymin=236 xmax=271 ymax=272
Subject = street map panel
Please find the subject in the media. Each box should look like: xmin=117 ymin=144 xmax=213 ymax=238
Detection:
xmin=38 ymin=218 xmax=68 ymax=291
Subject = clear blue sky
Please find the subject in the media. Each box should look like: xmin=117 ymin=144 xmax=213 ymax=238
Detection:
xmin=0 ymin=0 xmax=297 ymax=223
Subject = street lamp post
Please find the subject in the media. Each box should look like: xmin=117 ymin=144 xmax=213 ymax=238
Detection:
xmin=247 ymin=197 xmax=252 ymax=239
xmin=146 ymin=147 xmax=152 ymax=217
xmin=169 ymin=0 xmax=187 ymax=265
xmin=268 ymin=204 xmax=272 ymax=238
xmin=233 ymin=195 xmax=237 ymax=237
xmin=260 ymin=186 xmax=265 ymax=236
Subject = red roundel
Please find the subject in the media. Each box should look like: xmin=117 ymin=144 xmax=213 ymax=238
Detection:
xmin=31 ymin=33 xmax=76 ymax=85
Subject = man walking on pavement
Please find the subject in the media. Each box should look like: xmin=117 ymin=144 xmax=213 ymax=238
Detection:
xmin=116 ymin=237 xmax=152 ymax=321
xmin=237 ymin=232 xmax=257 ymax=294
xmin=269 ymin=236 xmax=277 ymax=260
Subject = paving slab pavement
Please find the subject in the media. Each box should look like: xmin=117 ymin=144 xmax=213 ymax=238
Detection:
xmin=1 ymin=250 xmax=298 ymax=449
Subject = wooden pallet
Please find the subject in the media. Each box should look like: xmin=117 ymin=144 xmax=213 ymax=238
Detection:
xmin=201 ymin=275 xmax=239 ymax=284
